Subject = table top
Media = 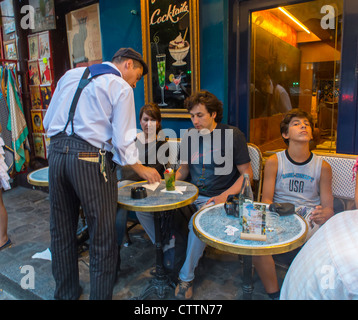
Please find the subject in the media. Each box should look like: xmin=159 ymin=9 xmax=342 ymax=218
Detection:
xmin=118 ymin=180 xmax=198 ymax=212
xmin=193 ymin=203 xmax=308 ymax=256
xmin=27 ymin=167 xmax=49 ymax=187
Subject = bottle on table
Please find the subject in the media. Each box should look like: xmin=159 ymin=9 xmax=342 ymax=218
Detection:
xmin=239 ymin=173 xmax=254 ymax=225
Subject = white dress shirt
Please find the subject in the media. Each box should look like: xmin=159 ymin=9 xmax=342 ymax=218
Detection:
xmin=43 ymin=62 xmax=138 ymax=165
xmin=280 ymin=209 xmax=358 ymax=300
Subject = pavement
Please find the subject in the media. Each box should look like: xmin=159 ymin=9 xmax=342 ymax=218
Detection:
xmin=0 ymin=177 xmax=288 ymax=301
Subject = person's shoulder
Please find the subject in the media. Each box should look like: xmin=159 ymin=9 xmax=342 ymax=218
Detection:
xmin=215 ymin=123 xmax=244 ymax=135
xmin=266 ymin=153 xmax=279 ymax=166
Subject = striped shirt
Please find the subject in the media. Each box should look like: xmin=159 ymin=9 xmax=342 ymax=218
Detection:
xmin=280 ymin=209 xmax=358 ymax=300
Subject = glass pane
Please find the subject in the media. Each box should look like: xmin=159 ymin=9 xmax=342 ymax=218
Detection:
xmin=250 ymin=0 xmax=342 ymax=153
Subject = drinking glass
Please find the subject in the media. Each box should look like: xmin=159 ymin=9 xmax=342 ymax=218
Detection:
xmin=173 ymin=74 xmax=182 ymax=93
xmin=164 ymin=170 xmax=175 ymax=191
xmin=156 ymin=54 xmax=167 ymax=106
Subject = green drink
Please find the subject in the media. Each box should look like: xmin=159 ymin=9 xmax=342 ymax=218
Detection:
xmin=156 ymin=54 xmax=167 ymax=106
xmin=164 ymin=168 xmax=175 ymax=191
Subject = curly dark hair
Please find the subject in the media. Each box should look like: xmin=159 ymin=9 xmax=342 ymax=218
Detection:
xmin=184 ymin=90 xmax=223 ymax=123
xmin=280 ymin=108 xmax=314 ymax=146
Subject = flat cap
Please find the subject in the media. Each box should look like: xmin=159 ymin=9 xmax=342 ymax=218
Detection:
xmin=112 ymin=48 xmax=148 ymax=75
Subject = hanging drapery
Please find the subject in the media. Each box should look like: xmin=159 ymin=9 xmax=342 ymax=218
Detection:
xmin=0 ymin=67 xmax=14 ymax=173
xmin=6 ymin=66 xmax=28 ymax=172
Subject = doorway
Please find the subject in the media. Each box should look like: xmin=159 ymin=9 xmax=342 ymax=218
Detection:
xmin=230 ymin=0 xmax=346 ymax=153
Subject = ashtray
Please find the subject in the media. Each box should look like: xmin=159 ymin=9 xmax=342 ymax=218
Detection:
xmin=131 ymin=187 xmax=147 ymax=199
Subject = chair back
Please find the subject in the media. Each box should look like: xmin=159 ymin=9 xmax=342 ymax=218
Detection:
xmin=314 ymin=151 xmax=357 ymax=201
xmin=247 ymin=143 xmax=263 ymax=201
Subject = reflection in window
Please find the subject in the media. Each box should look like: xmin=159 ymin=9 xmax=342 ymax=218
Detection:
xmin=250 ymin=1 xmax=342 ymax=153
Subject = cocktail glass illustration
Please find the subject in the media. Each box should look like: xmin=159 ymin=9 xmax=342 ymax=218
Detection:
xmin=173 ymin=73 xmax=182 ymax=93
xmin=156 ymin=54 xmax=167 ymax=107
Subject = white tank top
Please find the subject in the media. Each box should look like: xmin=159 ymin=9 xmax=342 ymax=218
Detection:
xmin=273 ymin=150 xmax=322 ymax=209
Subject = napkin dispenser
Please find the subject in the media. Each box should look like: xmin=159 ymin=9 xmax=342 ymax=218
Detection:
xmin=131 ymin=187 xmax=147 ymax=199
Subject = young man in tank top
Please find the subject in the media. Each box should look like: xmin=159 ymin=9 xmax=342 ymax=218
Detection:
xmin=253 ymin=108 xmax=334 ymax=300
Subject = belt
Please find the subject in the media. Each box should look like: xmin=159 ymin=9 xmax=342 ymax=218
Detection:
xmin=78 ymin=152 xmax=100 ymax=163
xmin=78 ymin=150 xmax=114 ymax=182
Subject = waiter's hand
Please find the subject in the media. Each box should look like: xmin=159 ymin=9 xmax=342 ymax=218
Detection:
xmin=140 ymin=166 xmax=161 ymax=184
xmin=130 ymin=163 xmax=161 ymax=184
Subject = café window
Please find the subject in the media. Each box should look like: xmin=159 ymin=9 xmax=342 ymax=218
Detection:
xmin=249 ymin=0 xmax=342 ymax=152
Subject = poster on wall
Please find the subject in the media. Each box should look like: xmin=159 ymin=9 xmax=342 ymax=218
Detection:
xmin=0 ymin=0 xmax=16 ymax=35
xmin=4 ymin=40 xmax=17 ymax=60
xmin=38 ymin=31 xmax=51 ymax=59
xmin=141 ymin=0 xmax=200 ymax=116
xmin=65 ymin=3 xmax=103 ymax=68
xmin=33 ymin=133 xmax=47 ymax=159
xmin=29 ymin=0 xmax=56 ymax=33
xmin=40 ymin=85 xmax=52 ymax=109
xmin=31 ymin=109 xmax=46 ymax=133
xmin=38 ymin=58 xmax=52 ymax=84
xmin=28 ymin=60 xmax=41 ymax=85
xmin=30 ymin=85 xmax=42 ymax=109
xmin=28 ymin=34 xmax=39 ymax=60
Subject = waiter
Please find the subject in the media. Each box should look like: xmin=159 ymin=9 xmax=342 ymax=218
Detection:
xmin=43 ymin=48 xmax=161 ymax=300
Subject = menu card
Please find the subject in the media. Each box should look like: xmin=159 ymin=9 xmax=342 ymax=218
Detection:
xmin=240 ymin=203 xmax=267 ymax=241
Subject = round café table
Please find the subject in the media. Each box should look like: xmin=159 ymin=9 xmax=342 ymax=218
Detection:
xmin=27 ymin=167 xmax=49 ymax=187
xmin=118 ymin=180 xmax=198 ymax=299
xmin=193 ymin=203 xmax=308 ymax=300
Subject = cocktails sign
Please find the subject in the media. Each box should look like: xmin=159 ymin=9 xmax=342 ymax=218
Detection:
xmin=141 ymin=0 xmax=200 ymax=117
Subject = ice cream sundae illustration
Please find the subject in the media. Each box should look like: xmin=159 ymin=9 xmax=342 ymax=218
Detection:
xmin=169 ymin=32 xmax=190 ymax=66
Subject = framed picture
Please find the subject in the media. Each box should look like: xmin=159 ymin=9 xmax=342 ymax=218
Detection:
xmin=38 ymin=58 xmax=52 ymax=84
xmin=31 ymin=109 xmax=46 ymax=133
xmin=65 ymin=3 xmax=103 ymax=68
xmin=28 ymin=34 xmax=39 ymax=60
xmin=40 ymin=84 xmax=52 ymax=109
xmin=0 ymin=0 xmax=15 ymax=35
xmin=141 ymin=0 xmax=200 ymax=118
xmin=28 ymin=60 xmax=41 ymax=85
xmin=4 ymin=40 xmax=17 ymax=60
xmin=38 ymin=31 xmax=51 ymax=59
xmin=29 ymin=0 xmax=56 ymax=33
xmin=30 ymin=85 xmax=42 ymax=109
xmin=32 ymin=133 xmax=47 ymax=159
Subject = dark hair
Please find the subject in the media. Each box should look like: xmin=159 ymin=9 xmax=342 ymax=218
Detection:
xmin=112 ymin=56 xmax=143 ymax=70
xmin=139 ymin=102 xmax=162 ymax=133
xmin=280 ymin=108 xmax=314 ymax=146
xmin=184 ymin=90 xmax=223 ymax=123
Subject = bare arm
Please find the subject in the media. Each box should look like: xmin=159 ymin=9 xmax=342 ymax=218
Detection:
xmin=129 ymin=162 xmax=161 ymax=184
xmin=175 ymin=163 xmax=190 ymax=181
xmin=261 ymin=155 xmax=278 ymax=205
xmin=311 ymin=160 xmax=334 ymax=225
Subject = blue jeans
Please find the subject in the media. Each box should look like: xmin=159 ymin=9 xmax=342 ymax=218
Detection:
xmin=137 ymin=195 xmax=213 ymax=282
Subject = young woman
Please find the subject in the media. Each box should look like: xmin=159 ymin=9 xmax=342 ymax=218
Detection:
xmin=115 ymin=103 xmax=167 ymax=272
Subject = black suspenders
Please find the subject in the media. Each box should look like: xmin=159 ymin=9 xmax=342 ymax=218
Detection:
xmin=62 ymin=64 xmax=122 ymax=135
xmin=62 ymin=67 xmax=92 ymax=135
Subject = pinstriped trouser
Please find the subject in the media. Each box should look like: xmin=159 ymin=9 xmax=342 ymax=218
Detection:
xmin=48 ymin=134 xmax=118 ymax=300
